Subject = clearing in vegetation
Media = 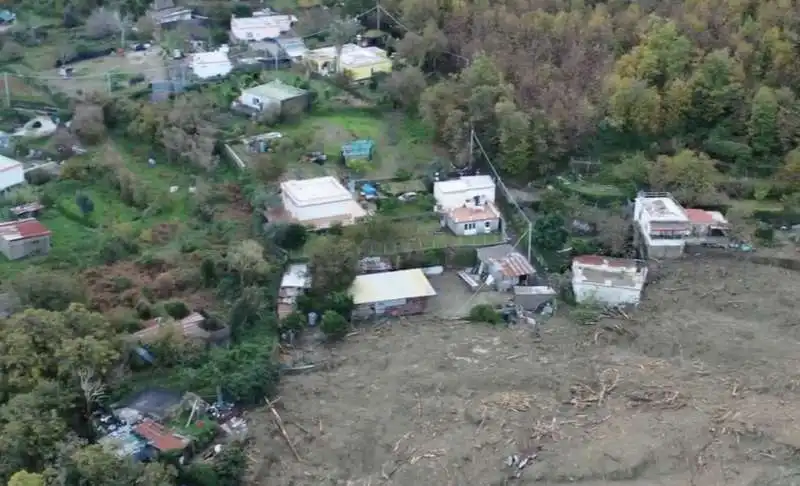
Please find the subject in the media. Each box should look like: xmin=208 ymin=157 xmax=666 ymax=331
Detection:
xmin=233 ymin=109 xmax=437 ymax=181
xmin=248 ymin=257 xmax=800 ymax=485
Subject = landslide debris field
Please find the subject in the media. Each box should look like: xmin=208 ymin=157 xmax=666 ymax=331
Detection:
xmin=248 ymin=258 xmax=800 ymax=485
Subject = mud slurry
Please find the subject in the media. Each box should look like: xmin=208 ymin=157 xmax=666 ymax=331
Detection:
xmin=247 ymin=258 xmax=800 ymax=486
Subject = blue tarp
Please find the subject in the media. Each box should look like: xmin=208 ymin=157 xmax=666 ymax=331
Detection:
xmin=361 ymin=183 xmax=377 ymax=195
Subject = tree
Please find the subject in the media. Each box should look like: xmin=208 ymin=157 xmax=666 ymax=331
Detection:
xmin=213 ymin=443 xmax=248 ymax=486
xmin=778 ymin=149 xmax=800 ymax=192
xmin=308 ymin=236 xmax=358 ymax=297
xmin=649 ymin=150 xmax=723 ymax=205
xmin=134 ymin=15 xmax=156 ymax=39
xmin=71 ymin=104 xmax=107 ymax=144
xmin=7 ymin=269 xmax=86 ymax=312
xmin=381 ymin=66 xmax=427 ymax=110
xmin=226 ymin=240 xmax=272 ymax=286
xmin=68 ymin=444 xmax=177 ymax=486
xmin=320 ymin=310 xmax=349 ymax=341
xmin=0 ymin=382 xmax=75 ymax=480
xmin=75 ymin=193 xmax=95 ymax=218
xmin=0 ymin=41 xmax=24 ymax=63
xmin=748 ymin=86 xmax=780 ymax=157
xmin=251 ymin=152 xmax=287 ymax=184
xmin=605 ymin=76 xmax=662 ymax=134
xmin=271 ymin=223 xmax=308 ymax=251
xmin=8 ymin=471 xmax=44 ymax=486
xmin=85 ymin=8 xmax=124 ymax=40
xmin=180 ymin=339 xmax=280 ymax=405
xmin=532 ymin=214 xmax=568 ymax=251
xmin=495 ymin=100 xmax=533 ymax=177
xmin=0 ymin=305 xmax=120 ymax=394
xmin=329 ymin=19 xmax=361 ymax=74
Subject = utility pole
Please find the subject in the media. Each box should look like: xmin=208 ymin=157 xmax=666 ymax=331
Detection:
xmin=376 ymin=1 xmax=381 ymax=31
xmin=2 ymin=73 xmax=9 ymax=107
xmin=468 ymin=122 xmax=474 ymax=166
xmin=527 ymin=221 xmax=533 ymax=265
xmin=106 ymin=72 xmax=112 ymax=93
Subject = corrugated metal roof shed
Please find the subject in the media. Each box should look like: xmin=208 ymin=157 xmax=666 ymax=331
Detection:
xmin=341 ymin=139 xmax=374 ymax=160
xmin=350 ymin=269 xmax=437 ymax=305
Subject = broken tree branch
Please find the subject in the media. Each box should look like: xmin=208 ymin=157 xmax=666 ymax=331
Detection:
xmin=266 ymin=397 xmax=302 ymax=462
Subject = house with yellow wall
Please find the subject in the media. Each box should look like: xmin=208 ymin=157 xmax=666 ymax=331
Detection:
xmin=305 ymin=43 xmax=392 ymax=82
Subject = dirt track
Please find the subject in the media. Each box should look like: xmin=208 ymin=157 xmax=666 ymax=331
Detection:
xmin=247 ymin=258 xmax=800 ymax=485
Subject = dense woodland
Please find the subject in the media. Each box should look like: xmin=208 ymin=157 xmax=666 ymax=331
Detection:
xmin=370 ymin=0 xmax=800 ymax=203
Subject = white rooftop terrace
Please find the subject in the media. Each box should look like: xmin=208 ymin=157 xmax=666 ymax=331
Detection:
xmin=307 ymin=44 xmax=388 ymax=68
xmin=635 ymin=192 xmax=689 ymax=223
xmin=280 ymin=176 xmax=353 ymax=207
xmin=435 ymin=175 xmax=494 ymax=193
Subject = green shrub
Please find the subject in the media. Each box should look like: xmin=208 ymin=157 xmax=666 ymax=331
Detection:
xmin=570 ymin=305 xmax=601 ymax=325
xmin=394 ymin=168 xmax=413 ymax=181
xmin=320 ymin=310 xmax=349 ymax=341
xmin=281 ymin=311 xmax=306 ymax=332
xmin=468 ymin=304 xmax=502 ymax=325
xmin=754 ymin=223 xmax=775 ymax=244
xmin=112 ymin=276 xmax=133 ymax=292
xmin=163 ymin=300 xmax=190 ymax=319
xmin=752 ymin=209 xmax=800 ymax=227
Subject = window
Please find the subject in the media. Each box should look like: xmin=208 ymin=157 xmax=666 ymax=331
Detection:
xmin=484 ymin=221 xmax=491 ymax=228
xmin=464 ymin=222 xmax=476 ymax=230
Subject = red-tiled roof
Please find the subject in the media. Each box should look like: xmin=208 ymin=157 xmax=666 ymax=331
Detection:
xmin=573 ymin=255 xmax=636 ymax=268
xmin=448 ymin=202 xmax=501 ymax=223
xmin=0 ymin=218 xmax=50 ymax=241
xmin=134 ymin=419 xmax=189 ymax=451
xmin=684 ymin=208 xmax=715 ymax=224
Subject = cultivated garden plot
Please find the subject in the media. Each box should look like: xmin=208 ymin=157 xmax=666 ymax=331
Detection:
xmin=248 ymin=258 xmax=800 ymax=485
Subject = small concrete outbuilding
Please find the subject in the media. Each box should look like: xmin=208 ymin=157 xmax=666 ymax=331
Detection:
xmin=235 ymin=80 xmax=309 ymax=116
xmin=0 ymin=218 xmax=51 ymax=260
xmin=571 ymin=255 xmax=647 ymax=307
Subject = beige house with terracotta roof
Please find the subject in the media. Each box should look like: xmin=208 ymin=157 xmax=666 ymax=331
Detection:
xmin=443 ymin=201 xmax=501 ymax=236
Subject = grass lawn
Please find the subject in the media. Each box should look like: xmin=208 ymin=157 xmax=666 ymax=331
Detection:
xmin=728 ymin=199 xmax=784 ymax=216
xmin=293 ymin=216 xmax=505 ymax=259
xmin=567 ymin=181 xmax=626 ymax=198
xmin=0 ymin=69 xmax=55 ymax=105
xmin=237 ymin=109 xmax=438 ymax=181
xmin=0 ymin=140 xmax=201 ymax=281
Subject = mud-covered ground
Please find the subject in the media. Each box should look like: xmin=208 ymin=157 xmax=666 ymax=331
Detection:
xmin=247 ymin=258 xmax=800 ymax=485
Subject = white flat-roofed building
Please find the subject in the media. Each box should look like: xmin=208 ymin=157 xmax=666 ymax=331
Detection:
xmin=190 ymin=49 xmax=233 ymax=79
xmin=349 ymin=269 xmax=437 ymax=319
xmin=571 ymin=255 xmax=647 ymax=307
xmin=433 ymin=175 xmax=495 ymax=211
xmin=280 ymin=176 xmax=366 ymax=230
xmin=633 ymin=192 xmax=691 ymax=259
xmin=0 ymin=154 xmax=24 ymax=193
xmin=230 ymin=13 xmax=296 ymax=42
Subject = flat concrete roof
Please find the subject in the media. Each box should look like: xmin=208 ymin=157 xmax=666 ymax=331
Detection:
xmin=243 ymin=80 xmax=307 ymax=101
xmin=307 ymin=43 xmax=389 ymax=68
xmin=281 ymin=176 xmax=351 ymax=206
xmin=435 ymin=175 xmax=495 ymax=194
